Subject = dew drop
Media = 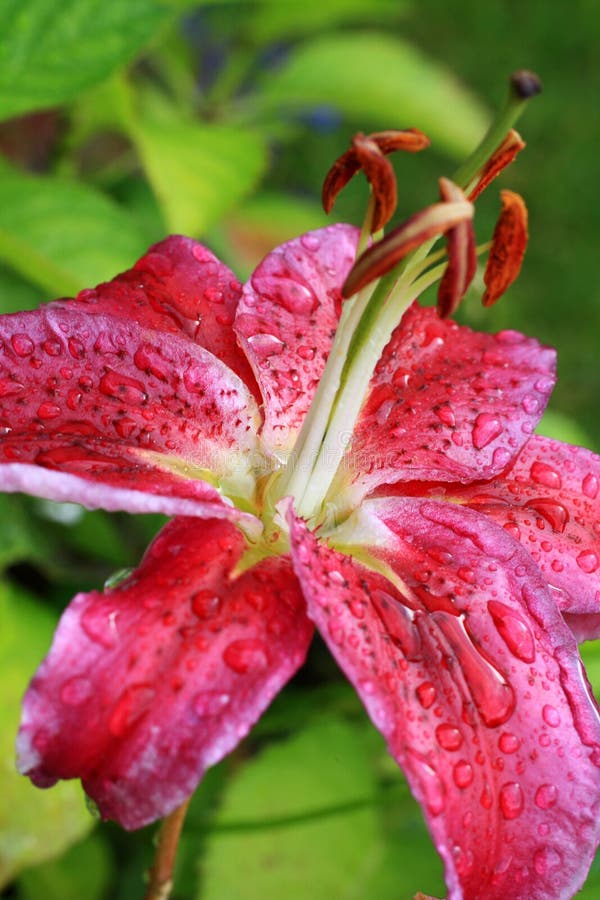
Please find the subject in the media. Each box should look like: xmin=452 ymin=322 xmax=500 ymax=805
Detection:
xmin=499 ymin=781 xmax=524 ymax=819
xmin=133 ymin=344 xmax=170 ymax=381
xmin=409 ymin=752 xmax=445 ymax=815
xmin=99 ymin=370 xmax=148 ymax=405
xmin=297 ymin=345 xmax=316 ymax=361
xmin=80 ymin=606 xmax=119 ymax=648
xmin=534 ymin=783 xmax=558 ymax=809
xmin=194 ymin=691 xmax=230 ymax=717
xmin=453 ymin=760 xmax=474 ymax=788
xmin=525 ymin=499 xmax=569 ymax=534
xmin=279 ymin=281 xmax=318 ymax=315
xmin=203 ymin=286 xmax=224 ymax=304
xmin=108 ymin=683 xmax=155 ymax=736
xmin=498 ymin=732 xmax=520 ymax=754
xmin=37 ymin=401 xmax=62 ymax=420
xmin=223 ymin=638 xmax=268 ymax=674
xmin=433 ymin=611 xmax=515 ymax=726
xmin=530 ymin=461 xmax=562 ymax=489
xmin=542 ymin=704 xmax=560 ymax=727
xmin=472 ymin=413 xmax=503 ymax=449
xmin=435 ymin=723 xmax=463 ymax=751
xmin=327 ymin=617 xmax=345 ymax=646
xmin=435 ymin=403 xmax=456 ymax=427
xmin=452 ymin=845 xmax=474 ymax=877
xmin=0 ymin=377 xmax=24 ymax=397
xmin=416 ymin=681 xmax=436 ymax=709
xmin=521 ymin=394 xmax=539 ymax=414
xmin=11 ymin=333 xmax=34 ymax=356
xmin=191 ymin=590 xmax=222 ymax=619
xmin=68 ymin=336 xmax=85 ymax=359
xmin=372 ymin=590 xmax=421 ymax=660
xmin=488 ymin=600 xmax=535 ymax=663
xmin=42 ymin=338 xmax=63 ymax=356
xmin=492 ymin=447 xmax=512 ymax=469
xmin=582 ymin=473 xmax=599 ymax=500
xmin=60 ymin=676 xmax=92 ymax=706
xmin=247 ymin=333 xmax=285 ymax=358
xmin=300 ymin=233 xmax=321 ymax=252
xmin=576 ymin=550 xmax=599 ymax=573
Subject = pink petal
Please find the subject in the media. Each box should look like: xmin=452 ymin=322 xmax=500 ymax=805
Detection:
xmin=447 ymin=435 xmax=600 ymax=632
xmin=289 ymin=501 xmax=600 ymax=900
xmin=18 ymin=517 xmax=313 ymax=830
xmin=235 ymin=225 xmax=359 ymax=451
xmin=344 ymin=303 xmax=556 ymax=501
xmin=64 ymin=235 xmax=258 ymax=392
xmin=0 ymin=304 xmax=261 ymax=515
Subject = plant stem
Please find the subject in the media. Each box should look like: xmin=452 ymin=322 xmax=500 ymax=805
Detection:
xmin=144 ymin=799 xmax=191 ymax=900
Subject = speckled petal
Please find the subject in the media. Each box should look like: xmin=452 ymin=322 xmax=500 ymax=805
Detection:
xmin=63 ymin=235 xmax=258 ymax=391
xmin=0 ymin=304 xmax=261 ymax=514
xmin=447 ymin=435 xmax=600 ymax=636
xmin=342 ymin=303 xmax=556 ymax=503
xmin=235 ymin=225 xmax=359 ymax=452
xmin=289 ymin=501 xmax=600 ymax=900
xmin=17 ymin=517 xmax=313 ymax=830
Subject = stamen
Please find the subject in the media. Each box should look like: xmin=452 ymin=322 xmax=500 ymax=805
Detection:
xmin=468 ymin=129 xmax=526 ymax=202
xmin=437 ymin=178 xmax=477 ymax=318
xmin=483 ymin=189 xmax=528 ymax=306
xmin=322 ymin=128 xmax=430 ymax=230
xmin=342 ymin=199 xmax=473 ymax=298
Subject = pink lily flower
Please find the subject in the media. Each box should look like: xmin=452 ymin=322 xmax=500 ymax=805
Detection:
xmin=3 ymin=78 xmax=600 ymax=897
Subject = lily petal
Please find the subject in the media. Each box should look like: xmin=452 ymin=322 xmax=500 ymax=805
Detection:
xmin=0 ymin=303 xmax=262 ymax=515
xmin=289 ymin=500 xmax=600 ymax=900
xmin=449 ymin=435 xmax=600 ymax=636
xmin=235 ymin=224 xmax=359 ymax=453
xmin=336 ymin=303 xmax=556 ymax=504
xmin=17 ymin=517 xmax=313 ymax=830
xmin=66 ymin=235 xmax=258 ymax=392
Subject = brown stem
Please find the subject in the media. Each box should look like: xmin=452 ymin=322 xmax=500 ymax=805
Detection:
xmin=144 ymin=799 xmax=191 ymax=900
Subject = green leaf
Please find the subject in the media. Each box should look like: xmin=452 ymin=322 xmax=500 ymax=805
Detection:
xmin=256 ymin=33 xmax=489 ymax=156
xmin=536 ymin=409 xmax=593 ymax=449
xmin=246 ymin=0 xmax=407 ymax=44
xmin=0 ymin=0 xmax=170 ymax=121
xmin=0 ymin=264 xmax=45 ymax=314
xmin=0 ymin=582 xmax=92 ymax=887
xmin=16 ymin=832 xmax=111 ymax=900
xmin=133 ymin=119 xmax=268 ymax=236
xmin=0 ymin=495 xmax=42 ymax=571
xmin=0 ymin=166 xmax=149 ymax=296
xmin=200 ymin=717 xmax=382 ymax=899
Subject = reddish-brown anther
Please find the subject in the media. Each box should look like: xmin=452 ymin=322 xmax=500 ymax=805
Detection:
xmin=468 ymin=129 xmax=526 ymax=202
xmin=322 ymin=128 xmax=430 ymax=231
xmin=437 ymin=178 xmax=477 ymax=318
xmin=342 ymin=196 xmax=473 ymax=298
xmin=483 ymin=189 xmax=528 ymax=306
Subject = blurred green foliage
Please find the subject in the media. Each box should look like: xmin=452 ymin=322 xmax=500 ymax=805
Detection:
xmin=0 ymin=0 xmax=598 ymax=897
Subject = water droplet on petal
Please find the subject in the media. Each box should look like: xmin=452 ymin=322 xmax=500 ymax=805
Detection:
xmin=191 ymin=590 xmax=222 ymax=619
xmin=300 ymin=233 xmax=321 ymax=252
xmin=530 ymin=461 xmax=562 ymax=489
xmin=435 ymin=724 xmax=463 ymax=751
xmin=542 ymin=704 xmax=561 ymax=727
xmin=80 ymin=606 xmax=119 ymax=648
xmin=521 ymin=394 xmax=539 ymax=414
xmin=37 ymin=401 xmax=62 ymax=420
xmin=576 ymin=550 xmax=599 ymax=573
xmin=452 ymin=844 xmax=474 ymax=877
xmin=327 ymin=617 xmax=345 ymax=646
xmin=472 ymin=413 xmax=503 ymax=449
xmin=60 ymin=676 xmax=92 ymax=706
xmin=109 ymin=683 xmax=155 ymax=736
xmin=582 ymin=473 xmax=599 ymax=500
xmin=247 ymin=333 xmax=285 ymax=358
xmin=498 ymin=732 xmax=520 ymax=754
xmin=409 ymin=752 xmax=445 ymax=815
xmin=11 ymin=333 xmax=34 ymax=356
xmin=435 ymin=403 xmax=456 ymax=427
xmin=492 ymin=447 xmax=512 ymax=469
xmin=99 ymin=369 xmax=148 ymax=405
xmin=297 ymin=345 xmax=316 ymax=360
xmin=433 ymin=612 xmax=515 ymax=726
xmin=499 ymin=781 xmax=524 ymax=819
xmin=453 ymin=760 xmax=474 ymax=788
xmin=194 ymin=691 xmax=230 ymax=717
xmin=372 ymin=590 xmax=421 ymax=660
xmin=416 ymin=681 xmax=436 ymax=709
xmin=68 ymin=337 xmax=85 ymax=359
xmin=223 ymin=638 xmax=268 ymax=674
xmin=534 ymin=783 xmax=558 ymax=809
xmin=43 ymin=338 xmax=63 ymax=357
xmin=488 ymin=600 xmax=535 ymax=663
xmin=525 ymin=499 xmax=569 ymax=533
